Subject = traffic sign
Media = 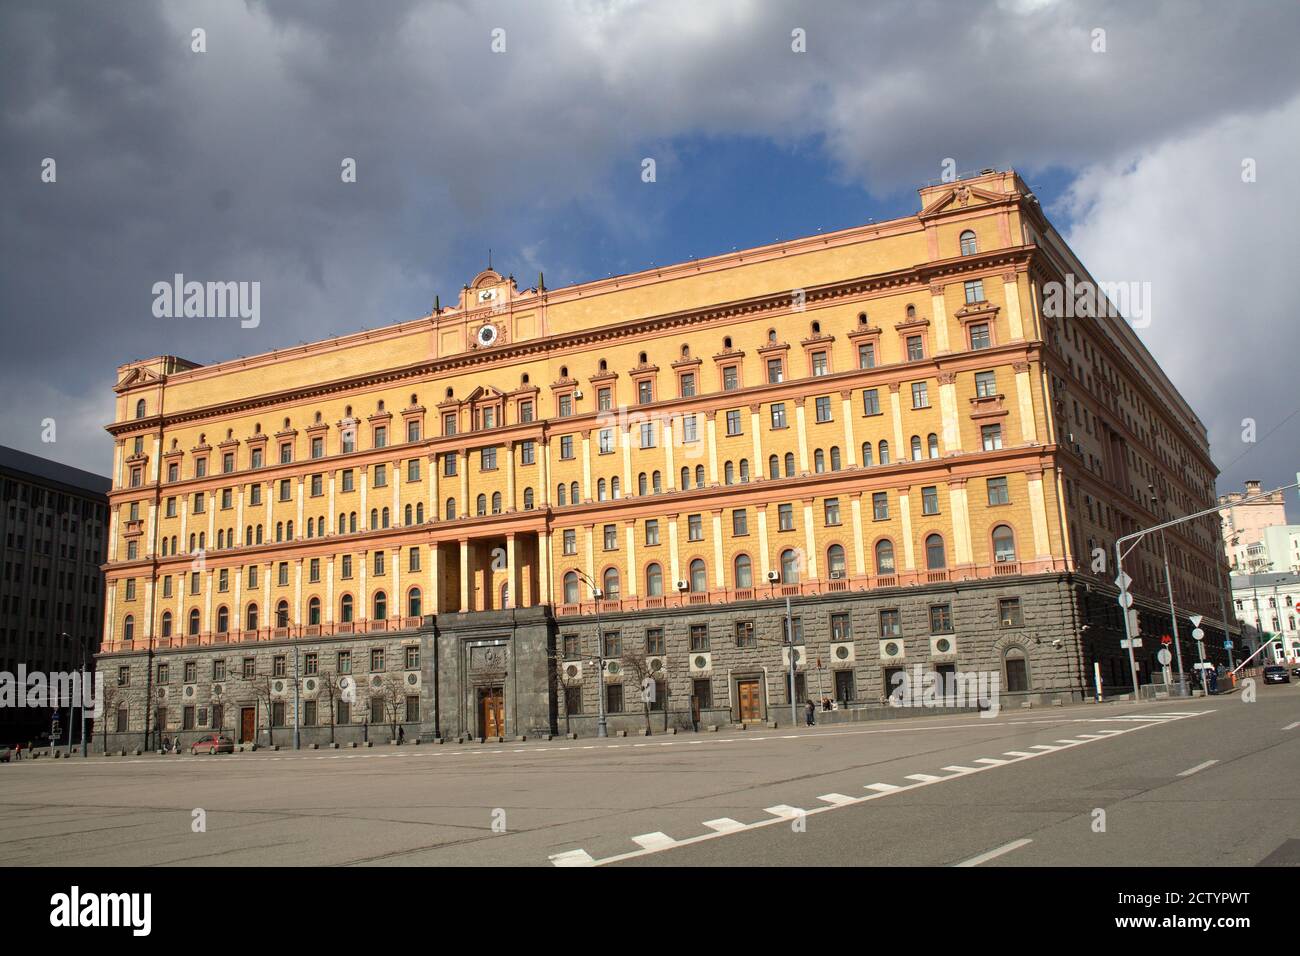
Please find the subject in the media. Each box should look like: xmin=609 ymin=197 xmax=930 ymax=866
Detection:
xmin=1225 ymin=640 xmax=1233 ymax=649
xmin=1121 ymin=638 xmax=1143 ymax=648
xmin=1192 ymin=627 xmax=1205 ymax=641
xmin=1189 ymin=614 xmax=1203 ymax=628
xmin=1115 ymin=572 xmax=1132 ymax=590
xmin=1161 ymin=635 xmax=1172 ymax=645
xmin=1118 ymin=591 xmax=1134 ymax=608
xmin=1157 ymin=648 xmax=1172 ymax=667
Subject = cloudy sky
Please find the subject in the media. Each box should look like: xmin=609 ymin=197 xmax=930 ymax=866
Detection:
xmin=2 ymin=0 xmax=1297 ymax=518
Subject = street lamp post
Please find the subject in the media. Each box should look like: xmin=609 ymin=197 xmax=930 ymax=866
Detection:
xmin=574 ymin=569 xmax=608 ymax=738
xmin=1150 ymin=489 xmax=1185 ymax=691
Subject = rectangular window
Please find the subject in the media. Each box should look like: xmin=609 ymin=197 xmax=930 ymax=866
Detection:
xmin=725 ymin=409 xmax=742 ymax=436
xmin=646 ymin=627 xmax=665 ymax=655
xmin=862 ymin=389 xmax=881 ymax=416
xmin=987 ymin=476 xmax=1010 ymax=506
xmin=273 ymin=656 xmax=286 ymax=678
xmin=405 ymin=645 xmax=419 ymax=670
xmin=929 ymin=604 xmax=953 ymax=634
xmin=680 ymin=372 xmax=696 ymax=397
xmin=734 ymin=621 xmax=756 ymax=648
xmin=481 ymin=447 xmax=497 ymax=470
xmin=341 ymin=469 xmax=354 ymax=492
xmin=603 ymin=631 xmax=622 ymax=658
xmin=406 ymin=420 xmax=420 ymax=443
xmin=597 ymin=387 xmax=612 ymax=411
xmin=969 ymin=323 xmax=991 ymax=350
xmin=279 ymin=443 xmax=293 ymax=464
xmin=406 ymin=459 xmax=420 ymax=482
xmin=309 ymin=558 xmax=320 ymax=583
xmin=906 ymin=335 xmax=924 ymax=361
xmin=722 ymin=366 xmax=739 ymax=391
xmin=562 ymin=529 xmax=576 ymax=555
xmin=782 ymin=617 xmax=803 ymax=643
xmin=778 ymin=503 xmax=794 ymax=531
xmin=603 ymin=524 xmax=618 ymax=550
xmin=563 ymin=634 xmax=581 ymax=660
xmin=811 ymin=351 xmax=828 ymax=376
xmin=338 ymin=650 xmax=351 ymax=674
xmin=408 ymin=546 xmax=420 ymax=572
xmin=560 ymin=436 xmax=574 ymax=460
xmin=310 ymin=474 xmax=323 ymax=496
xmin=879 ymin=609 xmax=901 ymax=638
xmin=830 ymin=612 xmax=852 ymax=641
xmin=443 ymin=413 xmax=458 ymax=436
xmin=279 ymin=479 xmax=292 ymax=501
xmin=964 ymin=279 xmax=984 ymax=304
xmin=521 ymin=441 xmax=535 ymax=465
xmin=682 ymin=415 xmax=698 ymax=443
xmin=370 ymin=648 xmax=384 ymax=672
xmin=558 ymin=393 xmax=573 ymax=417
xmin=519 ymin=401 xmax=533 ymax=423
xmin=823 ymin=498 xmax=841 ymax=526
xmin=687 ymin=514 xmax=703 ymax=541
xmin=732 ymin=509 xmax=748 ymax=536
xmin=599 ymin=429 xmax=614 ymax=454
xmin=373 ymin=426 xmax=387 ymax=449
xmin=770 ymin=403 xmax=787 ymax=429
xmin=443 ymin=452 xmax=457 ymax=477
xmin=975 ymin=370 xmax=997 ymax=397
xmin=373 ymin=464 xmax=387 ymax=488
xmin=243 ymin=658 xmax=256 ymax=679
xmin=766 ymin=358 xmax=784 ymax=384
xmin=639 ymin=422 xmax=656 ymax=449
xmin=858 ymin=343 xmax=876 ymax=369
xmin=815 ymin=396 xmax=832 ymax=423
xmin=911 ymin=381 xmax=929 ymax=409
xmin=637 ymin=380 xmax=653 ymax=405
xmin=405 ymin=696 xmax=420 ymax=722
xmin=690 ymin=624 xmax=710 ymax=651
xmin=606 ymin=684 xmax=624 ymax=714
xmin=981 ymin=424 xmax=1003 ymax=451
xmin=999 ymin=598 xmax=1023 ymax=627
xmin=872 ymin=491 xmax=889 ymax=520
xmin=921 ymin=486 xmax=939 ymax=515
xmin=304 ymin=653 xmax=318 ymax=676
xmin=645 ymin=519 xmax=659 ymax=546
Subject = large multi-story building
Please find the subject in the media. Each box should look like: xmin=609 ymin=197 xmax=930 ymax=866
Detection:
xmin=1219 ymin=479 xmax=1294 ymax=573
xmin=95 ymin=169 xmax=1231 ymax=748
xmin=1229 ymin=571 xmax=1299 ymax=664
xmin=1 ymin=445 xmax=109 ymax=746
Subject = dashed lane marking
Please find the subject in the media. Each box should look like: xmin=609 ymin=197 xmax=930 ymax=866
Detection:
xmin=955 ymin=838 xmax=1033 ymax=868
xmin=1177 ymin=759 xmax=1219 ymax=777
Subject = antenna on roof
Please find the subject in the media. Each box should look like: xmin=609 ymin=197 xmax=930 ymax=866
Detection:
xmin=488 ymin=247 xmax=493 ymax=270
xmin=538 ymin=271 xmax=544 ymax=292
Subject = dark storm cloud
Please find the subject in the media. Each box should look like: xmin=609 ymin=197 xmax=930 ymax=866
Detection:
xmin=1 ymin=0 xmax=1297 ymax=511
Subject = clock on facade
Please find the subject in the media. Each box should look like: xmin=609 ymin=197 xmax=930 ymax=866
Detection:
xmin=476 ymin=324 xmax=498 ymax=347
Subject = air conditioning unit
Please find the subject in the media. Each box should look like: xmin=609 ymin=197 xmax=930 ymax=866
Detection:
xmin=675 ymin=579 xmax=689 ymax=591
xmin=689 ymin=652 xmax=712 ymax=674
xmin=646 ymin=657 xmax=666 ymax=674
xmin=830 ymin=641 xmax=855 ymax=664
xmin=930 ymin=635 xmax=957 ymax=657
xmin=830 ymin=570 xmax=844 ymax=579
xmin=404 ymin=671 xmax=421 ymax=689
xmin=766 ymin=570 xmax=780 ymax=583
xmin=781 ymin=646 xmax=805 ymax=668
xmin=603 ymin=659 xmax=623 ymax=677
xmin=562 ymin=661 xmax=583 ymax=681
xmin=879 ymin=639 xmax=905 ymax=662
xmin=573 ymin=389 xmax=583 ymax=400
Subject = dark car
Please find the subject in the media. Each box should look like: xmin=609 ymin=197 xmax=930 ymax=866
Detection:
xmin=0 ymin=747 xmax=10 ymax=763
xmin=1291 ymin=665 xmax=1300 ymax=678
xmin=1263 ymin=665 xmax=1290 ymax=684
xmin=189 ymin=733 xmax=234 ymax=755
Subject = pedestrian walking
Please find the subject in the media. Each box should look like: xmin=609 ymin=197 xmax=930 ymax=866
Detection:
xmin=804 ymin=699 xmax=815 ymax=727
xmin=13 ymin=742 xmax=21 ymax=761
xmin=397 ymin=725 xmax=405 ymax=744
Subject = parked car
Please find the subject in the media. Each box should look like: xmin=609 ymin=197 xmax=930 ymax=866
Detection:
xmin=1291 ymin=665 xmax=1300 ymax=678
xmin=0 ymin=747 xmax=10 ymax=763
xmin=1262 ymin=665 xmax=1291 ymax=684
xmin=189 ymin=734 xmax=234 ymax=755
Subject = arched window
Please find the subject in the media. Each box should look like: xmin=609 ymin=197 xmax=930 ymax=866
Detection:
xmin=602 ymin=567 xmax=621 ymax=601
xmin=217 ymin=529 xmax=225 ymax=549
xmin=861 ymin=442 xmax=873 ymax=466
xmin=878 ymin=440 xmax=890 ymax=464
xmin=134 ymin=398 xmax=146 ymax=419
xmin=569 ymin=481 xmax=579 ymax=503
xmin=415 ymin=504 xmax=423 ymax=524
xmin=652 ymin=470 xmax=662 ymax=493
xmin=476 ymin=494 xmax=487 ymax=516
xmin=338 ymin=514 xmax=346 ymax=534
xmin=780 ymin=548 xmax=800 ymax=584
xmin=308 ymin=597 xmax=321 ymax=626
xmin=373 ymin=591 xmax=387 ymax=621
xmin=959 ymin=229 xmax=978 ymax=256
xmin=275 ymin=600 xmax=289 ymax=629
xmin=246 ymin=603 xmax=259 ymax=631
xmin=827 ymin=544 xmax=847 ymax=578
xmin=556 ymin=484 xmax=567 ymax=506
xmin=611 ymin=476 xmax=620 ymax=499
xmin=928 ymin=433 xmax=939 ymax=459
xmin=563 ymin=571 xmax=580 ymax=604
xmin=340 ymin=594 xmax=353 ymax=623
xmin=768 ymin=455 xmax=780 ymax=479
xmin=123 ymin=615 xmax=135 ymax=642
xmin=830 ymin=447 xmax=841 ymax=471
xmin=597 ymin=478 xmax=607 ymax=501
xmin=285 ymin=521 xmax=292 ymax=540
xmin=925 ymin=534 xmax=947 ymax=570
xmin=188 ymin=608 xmax=201 ymax=636
xmin=689 ymin=558 xmax=707 ymax=593
xmin=724 ymin=461 xmax=735 ymax=484
xmin=784 ymin=453 xmax=795 ymax=477
xmin=814 ymin=449 xmax=826 ymax=473
xmin=739 ymin=459 xmax=750 ymax=482
xmin=734 ymin=553 xmax=753 ymax=589
xmin=404 ymin=504 xmax=413 ymax=525
xmin=523 ymin=487 xmax=534 ymax=510
xmin=910 ymin=436 xmax=922 ymax=461
xmin=646 ymin=562 xmax=664 ymax=596
xmin=1004 ymin=647 xmax=1029 ymax=692
xmin=875 ymin=539 xmax=896 ymax=575
xmin=161 ymin=611 xmax=172 ymax=638
xmin=408 ymin=588 xmax=422 ymax=618
xmin=638 ymin=472 xmax=648 ymax=496
xmin=445 ymin=498 xmax=456 ymax=520
xmin=694 ymin=465 xmax=705 ymax=488
xmin=680 ymin=466 xmax=690 ymax=489
xmin=348 ymin=513 xmax=356 ymax=533
xmin=368 ymin=510 xmax=377 ymax=530
xmin=491 ymin=491 xmax=502 ymax=514
xmin=992 ymin=524 xmax=1017 ymax=563
xmin=216 ymin=606 xmax=229 ymax=633
xmin=256 ymin=524 xmax=265 ymax=544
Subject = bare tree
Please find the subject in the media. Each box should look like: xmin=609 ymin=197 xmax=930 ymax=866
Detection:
xmin=553 ymin=648 xmax=583 ymax=735
xmin=243 ymin=673 xmax=277 ymax=747
xmin=374 ymin=673 xmax=407 ymax=740
xmin=97 ymin=683 xmax=122 ymax=752
xmin=617 ymin=636 xmax=666 ymax=733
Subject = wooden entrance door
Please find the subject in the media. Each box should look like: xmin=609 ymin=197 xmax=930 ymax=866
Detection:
xmin=736 ymin=679 xmax=763 ymax=721
xmin=239 ymin=707 xmax=256 ymax=744
xmin=477 ymin=687 xmax=505 ymax=738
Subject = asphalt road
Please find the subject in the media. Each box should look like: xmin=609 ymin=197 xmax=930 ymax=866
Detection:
xmin=1 ymin=685 xmax=1296 ymax=867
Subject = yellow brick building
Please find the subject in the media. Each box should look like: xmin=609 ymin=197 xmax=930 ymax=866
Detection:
xmin=97 ymin=170 xmax=1228 ymax=745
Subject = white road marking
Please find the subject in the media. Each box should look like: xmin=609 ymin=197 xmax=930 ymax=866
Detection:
xmin=941 ymin=766 xmax=979 ymax=774
xmin=1029 ymin=745 xmax=1059 ymax=751
xmin=955 ymin=838 xmax=1033 ymax=867
xmin=631 ymin=832 xmax=677 ymax=850
xmin=548 ymin=848 xmax=595 ymax=867
xmin=864 ymin=782 xmax=900 ymax=792
xmin=1177 ymin=759 xmax=1219 ymax=777
xmin=905 ymin=773 xmax=944 ymax=782
xmin=817 ymin=793 xmax=856 ymax=806
xmin=973 ymin=758 xmax=1007 ymax=765
xmin=1284 ymin=721 xmax=1299 ymax=731
xmin=1002 ymin=751 xmax=1035 ymax=758
xmin=764 ymin=804 xmax=804 ymax=818
xmin=702 ymin=818 xmax=745 ymax=833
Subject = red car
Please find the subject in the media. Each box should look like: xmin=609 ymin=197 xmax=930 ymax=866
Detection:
xmin=189 ymin=734 xmax=234 ymax=755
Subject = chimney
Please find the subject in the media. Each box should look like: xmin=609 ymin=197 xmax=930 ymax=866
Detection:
xmin=1245 ymin=480 xmax=1262 ymax=496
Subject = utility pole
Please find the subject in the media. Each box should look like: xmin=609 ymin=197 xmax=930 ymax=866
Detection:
xmin=785 ymin=596 xmax=798 ymax=727
xmin=575 ymin=569 xmax=607 ymax=738
xmin=1217 ymin=563 xmax=1235 ymax=671
xmin=1150 ymin=489 xmax=1185 ymax=692
xmin=293 ymin=645 xmax=301 ymax=750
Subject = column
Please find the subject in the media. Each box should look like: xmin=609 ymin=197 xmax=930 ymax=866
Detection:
xmin=236 ymin=484 xmax=245 ymax=539
xmin=359 ymin=470 xmax=369 ymax=526
xmin=203 ymin=570 xmax=213 ymax=633
xmin=705 ymin=412 xmax=720 ymax=485
xmin=325 ymin=557 xmax=335 ymax=624
xmin=537 ymin=531 xmax=551 ymax=606
xmin=391 ymin=547 xmax=401 ymax=619
xmin=540 ymin=440 xmax=551 ymax=507
xmin=1013 ymin=361 xmax=1038 ymax=443
xmin=459 ymin=450 xmax=469 ymax=518
xmin=584 ymin=525 xmax=595 ymax=588
xmin=1001 ymin=271 xmax=1026 ymax=341
xmin=898 ymin=487 xmax=916 ymax=571
xmin=142 ymin=580 xmax=155 ymax=638
xmin=667 ymin=513 xmax=681 ymax=585
xmin=840 ymin=391 xmax=857 ymax=466
xmin=756 ymin=505 xmax=771 ymax=580
xmin=327 ymin=472 xmax=336 ymax=529
xmin=850 ymin=493 xmax=866 ymax=575
xmin=711 ymin=510 xmax=725 ymax=588
xmin=390 ymin=459 xmax=400 ymax=524
xmin=621 ymin=427 xmax=633 ymax=495
xmin=794 ymin=399 xmax=809 ymax=475
xmin=581 ymin=431 xmax=593 ymax=502
xmin=664 ymin=418 xmax=676 ymax=490
xmin=1027 ymin=468 xmax=1052 ymax=561
xmin=293 ymin=559 xmax=304 ymax=625
xmin=929 ymin=283 xmax=951 ymax=353
xmin=506 ymin=533 xmax=518 ymax=609
xmin=233 ymin=569 xmax=242 ymax=631
xmin=948 ymin=479 xmax=973 ymax=568
xmin=749 ymin=404 xmax=764 ymax=479
xmin=801 ymin=499 xmax=819 ymax=579
xmin=624 ymin=522 xmax=638 ymax=596
xmin=505 ymin=441 xmax=516 ymax=511
xmin=938 ymin=372 xmax=962 ymax=453
xmin=427 ymin=453 xmax=439 ymax=520
xmin=206 ymin=492 xmax=216 ymax=546
xmin=889 ymin=384 xmax=906 ymax=456
xmin=459 ymin=540 xmax=469 ymax=612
